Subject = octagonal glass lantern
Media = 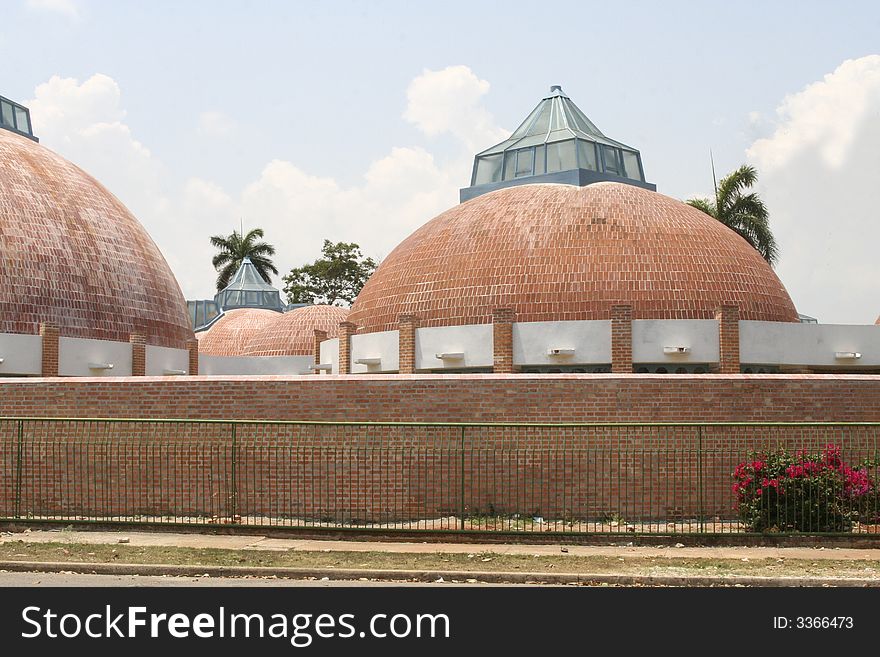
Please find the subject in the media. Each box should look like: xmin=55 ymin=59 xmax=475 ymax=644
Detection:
xmin=462 ymin=86 xmax=654 ymax=202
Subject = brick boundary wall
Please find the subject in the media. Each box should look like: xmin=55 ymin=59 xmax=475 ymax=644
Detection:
xmin=1 ymin=374 xmax=879 ymax=423
xmin=2 ymin=375 xmax=879 ymax=523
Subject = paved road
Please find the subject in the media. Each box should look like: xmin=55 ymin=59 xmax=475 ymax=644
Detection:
xmin=0 ymin=571 xmax=520 ymax=587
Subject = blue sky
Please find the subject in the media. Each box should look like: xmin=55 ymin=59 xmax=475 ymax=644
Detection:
xmin=4 ymin=0 xmax=880 ymax=322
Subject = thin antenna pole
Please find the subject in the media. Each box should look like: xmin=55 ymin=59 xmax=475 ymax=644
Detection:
xmin=710 ymin=149 xmax=719 ymax=210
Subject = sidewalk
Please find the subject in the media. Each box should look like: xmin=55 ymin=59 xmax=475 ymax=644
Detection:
xmin=4 ymin=529 xmax=880 ymax=561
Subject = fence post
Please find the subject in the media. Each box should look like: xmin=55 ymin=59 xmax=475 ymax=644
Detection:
xmin=230 ymin=423 xmax=238 ymax=523
xmin=460 ymin=426 xmax=466 ymax=531
xmin=697 ymin=425 xmax=704 ymax=533
xmin=14 ymin=420 xmax=24 ymax=518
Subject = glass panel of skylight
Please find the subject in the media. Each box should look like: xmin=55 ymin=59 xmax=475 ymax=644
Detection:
xmin=534 ymin=145 xmax=546 ymax=175
xmin=0 ymin=102 xmax=13 ymax=128
xmin=602 ymin=146 xmax=621 ymax=175
xmin=474 ymin=154 xmax=503 ymax=184
xmin=13 ymin=107 xmax=30 ymax=134
xmin=546 ymin=140 xmax=576 ymax=172
xmin=549 ymin=102 xmax=565 ymax=130
xmin=567 ymin=103 xmax=603 ymax=136
xmin=622 ymin=151 xmax=642 ymax=180
xmin=577 ymin=140 xmax=598 ymax=171
xmin=503 ymin=151 xmax=516 ymax=180
xmin=509 ymin=104 xmax=544 ymax=139
xmin=546 ymin=129 xmax=574 ymax=143
xmin=528 ymin=103 xmax=552 ymax=136
xmin=563 ymin=103 xmax=590 ymax=135
xmin=515 ymin=148 xmax=534 ymax=177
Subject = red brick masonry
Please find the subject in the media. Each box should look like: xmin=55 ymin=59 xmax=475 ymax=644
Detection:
xmin=1 ymin=375 xmax=878 ymax=523
xmin=1 ymin=374 xmax=879 ymax=422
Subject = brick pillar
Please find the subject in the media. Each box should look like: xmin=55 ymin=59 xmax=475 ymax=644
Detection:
xmin=313 ymin=329 xmax=328 ymax=373
xmin=39 ymin=322 xmax=59 ymax=377
xmin=129 ymin=333 xmax=146 ymax=376
xmin=186 ymin=338 xmax=199 ymax=376
xmin=611 ymin=305 xmax=633 ymax=374
xmin=398 ymin=314 xmax=418 ymax=374
xmin=492 ymin=308 xmax=515 ymax=374
xmin=338 ymin=321 xmax=357 ymax=375
xmin=715 ymin=304 xmax=740 ymax=374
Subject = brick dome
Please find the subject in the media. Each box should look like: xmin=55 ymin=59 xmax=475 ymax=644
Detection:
xmin=0 ymin=129 xmax=193 ymax=347
xmin=196 ymin=308 xmax=280 ymax=356
xmin=243 ymin=305 xmax=349 ymax=356
xmin=348 ymin=182 xmax=798 ymax=332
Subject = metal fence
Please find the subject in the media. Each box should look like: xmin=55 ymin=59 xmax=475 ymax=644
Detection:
xmin=1 ymin=418 xmax=879 ymax=536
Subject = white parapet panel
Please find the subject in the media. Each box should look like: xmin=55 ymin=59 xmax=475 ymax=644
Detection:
xmin=199 ymin=354 xmax=316 ymax=375
xmin=350 ymin=330 xmax=399 ymax=373
xmin=0 ymin=332 xmax=42 ymax=375
xmin=632 ymin=319 xmax=720 ymax=364
xmin=740 ymin=321 xmax=880 ymax=367
xmin=513 ymin=319 xmax=611 ymax=366
xmin=416 ymin=324 xmax=493 ymax=370
xmin=319 ymin=338 xmax=340 ymax=375
xmin=146 ymin=345 xmax=189 ymax=376
xmin=58 ymin=336 xmax=133 ymax=376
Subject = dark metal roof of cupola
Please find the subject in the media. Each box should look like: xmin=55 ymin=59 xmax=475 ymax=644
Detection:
xmin=461 ymin=85 xmax=655 ymax=202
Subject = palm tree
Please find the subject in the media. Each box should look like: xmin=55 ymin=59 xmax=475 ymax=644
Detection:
xmin=210 ymin=227 xmax=278 ymax=290
xmin=687 ymin=164 xmax=779 ymax=266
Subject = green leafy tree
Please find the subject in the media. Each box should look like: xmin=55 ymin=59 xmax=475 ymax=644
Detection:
xmin=687 ymin=164 xmax=779 ymax=266
xmin=283 ymin=240 xmax=378 ymax=306
xmin=210 ymin=227 xmax=278 ymax=290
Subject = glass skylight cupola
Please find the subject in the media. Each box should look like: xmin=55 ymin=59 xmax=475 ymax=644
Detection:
xmin=461 ymin=86 xmax=654 ymax=202
xmin=214 ymin=257 xmax=284 ymax=312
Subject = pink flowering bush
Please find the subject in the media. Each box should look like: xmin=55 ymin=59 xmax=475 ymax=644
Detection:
xmin=732 ymin=444 xmax=878 ymax=532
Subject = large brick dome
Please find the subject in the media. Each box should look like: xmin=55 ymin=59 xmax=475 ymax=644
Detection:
xmin=243 ymin=305 xmax=349 ymax=356
xmin=196 ymin=308 xmax=280 ymax=356
xmin=0 ymin=129 xmax=193 ymax=347
xmin=349 ymin=182 xmax=798 ymax=332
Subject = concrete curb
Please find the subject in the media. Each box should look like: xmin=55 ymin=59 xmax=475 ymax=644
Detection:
xmin=1 ymin=560 xmax=878 ymax=587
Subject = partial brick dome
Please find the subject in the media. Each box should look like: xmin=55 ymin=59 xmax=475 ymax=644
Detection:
xmin=196 ymin=308 xmax=280 ymax=356
xmin=0 ymin=129 xmax=193 ymax=347
xmin=242 ymin=305 xmax=349 ymax=356
xmin=349 ymin=182 xmax=798 ymax=333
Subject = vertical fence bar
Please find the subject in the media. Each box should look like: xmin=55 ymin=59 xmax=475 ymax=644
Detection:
xmin=230 ymin=422 xmax=237 ymax=523
xmin=460 ymin=425 xmax=466 ymax=531
xmin=697 ymin=425 xmax=704 ymax=533
xmin=14 ymin=419 xmax=24 ymax=518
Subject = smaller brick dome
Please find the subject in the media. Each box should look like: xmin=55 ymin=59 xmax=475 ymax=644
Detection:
xmin=243 ymin=305 xmax=349 ymax=356
xmin=196 ymin=308 xmax=280 ymax=356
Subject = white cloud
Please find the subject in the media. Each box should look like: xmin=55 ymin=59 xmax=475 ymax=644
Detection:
xmin=197 ymin=111 xmax=235 ymax=138
xmin=28 ymin=66 xmax=500 ymax=300
xmin=404 ymin=65 xmax=508 ymax=152
xmin=746 ymin=55 xmax=880 ymax=324
xmin=25 ymin=0 xmax=79 ymax=18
